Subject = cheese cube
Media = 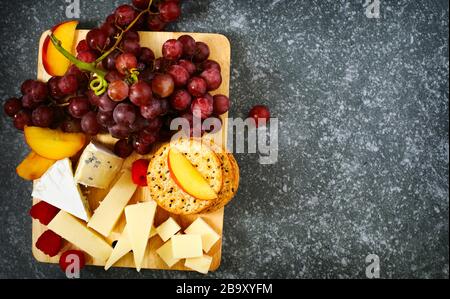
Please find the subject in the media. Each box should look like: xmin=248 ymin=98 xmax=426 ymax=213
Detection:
xmin=156 ymin=239 xmax=181 ymax=267
xmin=75 ymin=142 xmax=124 ymax=189
xmin=171 ymin=234 xmax=203 ymax=259
xmin=185 ymin=218 xmax=220 ymax=253
xmin=48 ymin=211 xmax=112 ymax=262
xmin=185 ymin=255 xmax=213 ymax=274
xmin=156 ymin=217 xmax=181 ymax=242
xmin=88 ymin=170 xmax=137 ymax=237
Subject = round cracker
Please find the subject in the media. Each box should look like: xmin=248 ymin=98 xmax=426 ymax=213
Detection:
xmin=147 ymin=139 xmax=222 ymax=215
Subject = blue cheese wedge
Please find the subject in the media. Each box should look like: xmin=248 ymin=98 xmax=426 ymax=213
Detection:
xmin=32 ymin=158 xmax=91 ymax=221
xmin=74 ymin=142 xmax=124 ymax=189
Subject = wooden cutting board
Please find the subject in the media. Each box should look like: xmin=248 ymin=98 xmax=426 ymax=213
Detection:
xmin=32 ymin=30 xmax=231 ymax=272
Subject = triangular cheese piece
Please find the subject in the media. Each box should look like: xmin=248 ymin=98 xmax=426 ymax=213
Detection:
xmin=32 ymin=158 xmax=90 ymax=221
xmin=125 ymin=201 xmax=157 ymax=272
xmin=105 ymin=225 xmax=132 ymax=270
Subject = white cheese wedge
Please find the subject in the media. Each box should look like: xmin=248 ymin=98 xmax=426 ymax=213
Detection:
xmin=156 ymin=217 xmax=181 ymax=242
xmin=171 ymin=234 xmax=203 ymax=259
xmin=74 ymin=142 xmax=124 ymax=189
xmin=88 ymin=170 xmax=137 ymax=237
xmin=185 ymin=218 xmax=221 ymax=253
xmin=185 ymin=254 xmax=213 ymax=274
xmin=32 ymin=158 xmax=90 ymax=221
xmin=104 ymin=225 xmax=158 ymax=271
xmin=125 ymin=201 xmax=157 ymax=271
xmin=48 ymin=211 xmax=112 ymax=262
xmin=156 ymin=239 xmax=181 ymax=268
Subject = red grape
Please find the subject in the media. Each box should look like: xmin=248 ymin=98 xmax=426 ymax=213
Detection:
xmin=76 ymin=50 xmax=98 ymax=63
xmin=122 ymin=39 xmax=141 ymax=56
xmin=113 ymin=103 xmax=137 ymax=126
xmin=129 ymin=81 xmax=153 ymax=106
xmin=145 ymin=117 xmax=163 ymax=131
xmin=21 ymin=79 xmax=34 ymax=95
xmin=162 ymin=39 xmax=183 ymax=60
xmin=138 ymin=68 xmax=155 ymax=84
xmin=154 ymin=57 xmax=172 ymax=73
xmin=178 ymin=59 xmax=196 ymax=76
xmin=170 ymin=89 xmax=191 ymax=111
xmin=137 ymin=130 xmax=157 ymax=145
xmin=21 ymin=94 xmax=38 ymax=109
xmin=32 ymin=106 xmax=54 ymax=128
xmin=249 ymin=105 xmax=271 ymax=127
xmin=200 ymin=68 xmax=222 ymax=91
xmin=102 ymin=51 xmax=120 ymax=71
xmin=58 ymin=74 xmax=79 ymax=95
xmin=159 ymin=98 xmax=170 ymax=115
xmin=76 ymin=40 xmax=90 ymax=53
xmin=132 ymin=0 xmax=151 ymax=9
xmin=105 ymin=70 xmax=125 ymax=83
xmin=213 ymin=94 xmax=230 ymax=115
xmin=13 ymin=110 xmax=32 ymax=130
xmin=199 ymin=60 xmax=221 ymax=73
xmin=98 ymin=93 xmax=118 ymax=112
xmin=81 ymin=111 xmax=101 ymax=135
xmin=139 ymin=47 xmax=155 ymax=66
xmin=61 ymin=118 xmax=82 ymax=133
xmin=86 ymin=28 xmax=109 ymax=51
xmin=178 ymin=35 xmax=196 ymax=57
xmin=151 ymin=74 xmax=175 ymax=98
xmin=124 ymin=31 xmax=140 ymax=42
xmin=167 ymin=65 xmax=190 ymax=87
xmin=114 ymin=139 xmax=133 ymax=158
xmin=140 ymin=100 xmax=162 ymax=119
xmin=4 ymin=98 xmax=22 ymax=117
xmin=191 ymin=97 xmax=213 ymax=119
xmin=68 ymin=96 xmax=90 ymax=118
xmin=47 ymin=77 xmax=65 ymax=100
xmin=193 ymin=42 xmax=210 ymax=63
xmin=146 ymin=15 xmax=167 ymax=31
xmin=115 ymin=5 xmax=137 ymax=27
xmin=96 ymin=110 xmax=115 ymax=127
xmin=159 ymin=1 xmax=181 ymax=22
xmin=133 ymin=138 xmax=153 ymax=155
xmin=105 ymin=14 xmax=116 ymax=25
xmin=100 ymin=22 xmax=117 ymax=38
xmin=187 ymin=77 xmax=207 ymax=97
xmin=115 ymin=53 xmax=138 ymax=75
xmin=29 ymin=81 xmax=48 ymax=103
xmin=129 ymin=115 xmax=147 ymax=132
xmin=108 ymin=80 xmax=129 ymax=102
xmin=109 ymin=124 xmax=131 ymax=139
xmin=66 ymin=65 xmax=88 ymax=88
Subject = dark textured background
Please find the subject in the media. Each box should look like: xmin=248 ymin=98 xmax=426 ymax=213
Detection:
xmin=0 ymin=0 xmax=448 ymax=279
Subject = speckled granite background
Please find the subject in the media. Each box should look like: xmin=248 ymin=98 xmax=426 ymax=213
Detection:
xmin=0 ymin=0 xmax=448 ymax=279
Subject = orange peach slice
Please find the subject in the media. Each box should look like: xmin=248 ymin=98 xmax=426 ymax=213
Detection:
xmin=16 ymin=152 xmax=56 ymax=181
xmin=24 ymin=126 xmax=86 ymax=160
xmin=42 ymin=20 xmax=79 ymax=76
xmin=168 ymin=148 xmax=217 ymax=200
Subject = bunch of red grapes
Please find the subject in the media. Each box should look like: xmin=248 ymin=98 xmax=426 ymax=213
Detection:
xmin=3 ymin=0 xmax=232 ymax=158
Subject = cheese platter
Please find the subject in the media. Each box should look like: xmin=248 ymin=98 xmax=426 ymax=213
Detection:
xmin=25 ymin=25 xmax=238 ymax=274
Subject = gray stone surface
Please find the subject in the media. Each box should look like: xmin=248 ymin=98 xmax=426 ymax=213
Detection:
xmin=0 ymin=0 xmax=448 ymax=279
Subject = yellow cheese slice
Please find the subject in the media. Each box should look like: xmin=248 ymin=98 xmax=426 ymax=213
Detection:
xmin=47 ymin=211 xmax=112 ymax=262
xmin=125 ymin=201 xmax=157 ymax=271
xmin=156 ymin=217 xmax=181 ymax=242
xmin=88 ymin=170 xmax=137 ymax=237
xmin=185 ymin=217 xmax=221 ymax=253
xmin=104 ymin=225 xmax=158 ymax=270
xmin=156 ymin=239 xmax=181 ymax=268
xmin=185 ymin=254 xmax=213 ymax=274
xmin=171 ymin=234 xmax=203 ymax=259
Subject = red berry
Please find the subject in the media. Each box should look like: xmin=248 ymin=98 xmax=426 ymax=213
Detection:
xmin=131 ymin=159 xmax=150 ymax=186
xmin=86 ymin=28 xmax=109 ymax=51
xmin=59 ymin=250 xmax=86 ymax=272
xmin=58 ymin=75 xmax=79 ymax=95
xmin=187 ymin=77 xmax=207 ymax=97
xmin=115 ymin=53 xmax=138 ymax=75
xmin=146 ymin=15 xmax=167 ymax=31
xmin=170 ymin=89 xmax=192 ymax=111
xmin=178 ymin=59 xmax=197 ymax=76
xmin=193 ymin=42 xmax=210 ymax=63
xmin=178 ymin=35 xmax=196 ymax=57
xmin=13 ymin=109 xmax=32 ymax=130
xmin=76 ymin=50 xmax=98 ymax=63
xmin=133 ymin=0 xmax=151 ymax=10
xmin=4 ymin=97 xmax=22 ymax=117
xmin=249 ymin=105 xmax=271 ymax=127
xmin=200 ymin=68 xmax=222 ymax=91
xmin=213 ymin=94 xmax=230 ymax=115
xmin=30 ymin=201 xmax=60 ymax=225
xmin=114 ymin=139 xmax=134 ymax=158
xmin=36 ymin=230 xmax=62 ymax=257
xmin=162 ymin=39 xmax=183 ymax=61
xmin=159 ymin=1 xmax=181 ymax=22
xmin=129 ymin=81 xmax=153 ymax=106
xmin=115 ymin=5 xmax=137 ymax=27
xmin=76 ymin=40 xmax=90 ymax=53
xmin=167 ymin=65 xmax=190 ymax=87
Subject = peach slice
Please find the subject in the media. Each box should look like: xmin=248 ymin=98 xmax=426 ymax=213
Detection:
xmin=168 ymin=148 xmax=217 ymax=200
xmin=16 ymin=152 xmax=56 ymax=181
xmin=24 ymin=126 xmax=86 ymax=160
xmin=42 ymin=20 xmax=79 ymax=76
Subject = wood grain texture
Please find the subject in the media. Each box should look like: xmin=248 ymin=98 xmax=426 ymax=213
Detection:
xmin=32 ymin=30 xmax=231 ymax=272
